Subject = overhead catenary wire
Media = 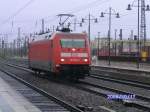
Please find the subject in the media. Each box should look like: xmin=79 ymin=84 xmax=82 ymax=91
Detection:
xmin=0 ymin=0 xmax=36 ymax=38
xmin=1 ymin=0 xmax=113 ymax=37
xmin=0 ymin=0 xmax=35 ymax=26
xmin=43 ymin=0 xmax=110 ymax=24
xmin=69 ymin=0 xmax=110 ymax=14
xmin=14 ymin=0 xmax=111 ymax=33
xmin=1 ymin=0 xmax=110 ymax=27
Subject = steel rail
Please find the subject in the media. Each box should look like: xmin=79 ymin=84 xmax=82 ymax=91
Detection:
xmin=0 ymin=67 xmax=83 ymax=112
xmin=2 ymin=60 xmax=150 ymax=111
xmin=90 ymin=74 xmax=150 ymax=90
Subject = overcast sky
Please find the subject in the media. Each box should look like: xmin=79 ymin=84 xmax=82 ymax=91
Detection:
xmin=0 ymin=0 xmax=150 ymax=41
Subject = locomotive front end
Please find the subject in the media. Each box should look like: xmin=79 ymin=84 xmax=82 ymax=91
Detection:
xmin=55 ymin=33 xmax=91 ymax=79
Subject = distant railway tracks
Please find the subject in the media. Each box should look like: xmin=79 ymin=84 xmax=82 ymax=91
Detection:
xmin=90 ymin=73 xmax=150 ymax=90
xmin=1 ymin=59 xmax=150 ymax=111
xmin=91 ymin=65 xmax=150 ymax=87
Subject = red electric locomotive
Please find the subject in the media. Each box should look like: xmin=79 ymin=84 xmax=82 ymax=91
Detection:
xmin=28 ymin=30 xmax=91 ymax=79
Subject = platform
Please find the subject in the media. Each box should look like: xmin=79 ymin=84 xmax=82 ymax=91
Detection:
xmin=0 ymin=73 xmax=41 ymax=112
xmin=92 ymin=58 xmax=150 ymax=73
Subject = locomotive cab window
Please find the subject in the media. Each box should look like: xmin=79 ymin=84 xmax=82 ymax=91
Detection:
xmin=60 ymin=39 xmax=85 ymax=48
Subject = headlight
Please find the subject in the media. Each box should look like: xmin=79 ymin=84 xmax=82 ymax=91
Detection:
xmin=84 ymin=59 xmax=88 ymax=62
xmin=61 ymin=59 xmax=65 ymax=62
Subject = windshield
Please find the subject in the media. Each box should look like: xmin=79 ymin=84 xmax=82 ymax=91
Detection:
xmin=60 ymin=39 xmax=85 ymax=48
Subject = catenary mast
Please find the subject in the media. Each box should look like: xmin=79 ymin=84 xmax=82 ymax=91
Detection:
xmin=140 ymin=0 xmax=146 ymax=48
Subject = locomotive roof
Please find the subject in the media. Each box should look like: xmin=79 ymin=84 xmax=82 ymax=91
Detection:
xmin=51 ymin=32 xmax=87 ymax=40
xmin=55 ymin=32 xmax=87 ymax=35
xmin=30 ymin=32 xmax=87 ymax=44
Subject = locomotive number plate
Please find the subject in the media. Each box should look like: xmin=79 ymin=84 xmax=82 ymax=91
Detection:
xmin=70 ymin=59 xmax=80 ymax=61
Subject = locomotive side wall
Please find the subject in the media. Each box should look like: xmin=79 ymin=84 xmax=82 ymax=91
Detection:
xmin=28 ymin=40 xmax=53 ymax=72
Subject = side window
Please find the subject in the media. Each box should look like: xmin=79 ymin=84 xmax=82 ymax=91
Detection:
xmin=60 ymin=40 xmax=62 ymax=48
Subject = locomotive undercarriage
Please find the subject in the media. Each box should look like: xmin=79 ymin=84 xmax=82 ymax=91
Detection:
xmin=29 ymin=61 xmax=90 ymax=80
xmin=59 ymin=64 xmax=90 ymax=79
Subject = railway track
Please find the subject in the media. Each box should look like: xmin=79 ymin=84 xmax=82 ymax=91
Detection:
xmin=6 ymin=58 xmax=150 ymax=86
xmin=73 ymin=77 xmax=150 ymax=110
xmin=0 ymin=64 xmax=83 ymax=112
xmin=89 ymin=73 xmax=150 ymax=90
xmin=0 ymin=60 xmax=122 ymax=112
xmin=90 ymin=65 xmax=150 ymax=88
xmin=5 ymin=58 xmax=150 ymax=90
xmin=91 ymin=65 xmax=150 ymax=84
xmin=1 ymin=60 xmax=150 ymax=111
xmin=77 ymin=80 xmax=150 ymax=105
xmin=5 ymin=58 xmax=29 ymax=68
